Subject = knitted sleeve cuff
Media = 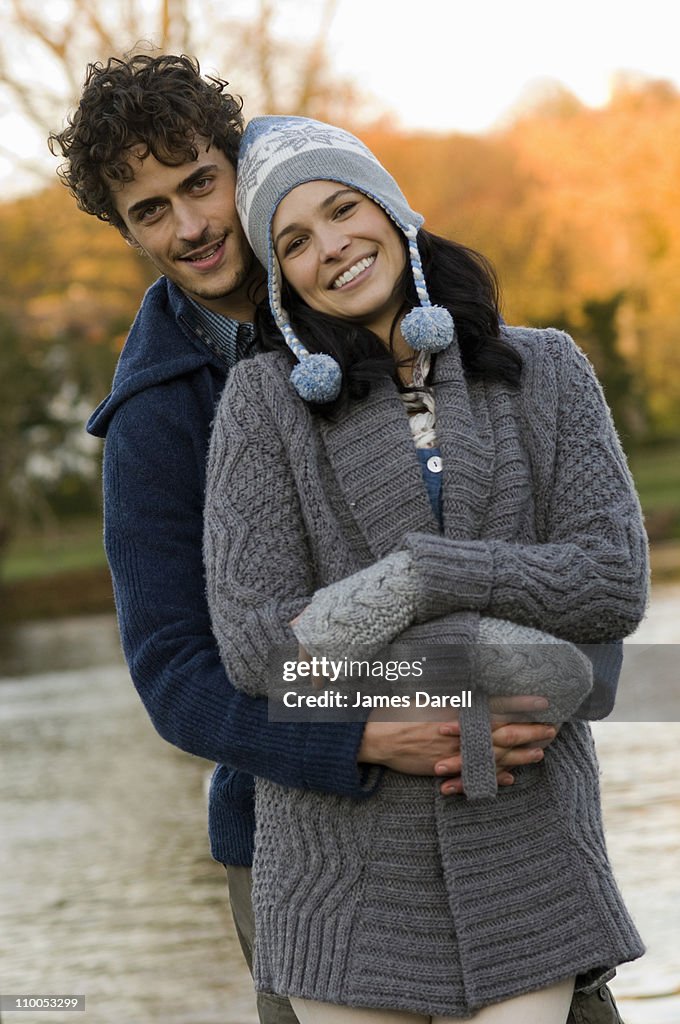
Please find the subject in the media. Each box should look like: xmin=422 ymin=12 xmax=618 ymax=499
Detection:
xmin=402 ymin=533 xmax=493 ymax=621
xmin=574 ymin=642 xmax=623 ymax=719
xmin=291 ymin=551 xmax=420 ymax=659
xmin=301 ymin=721 xmax=385 ymax=798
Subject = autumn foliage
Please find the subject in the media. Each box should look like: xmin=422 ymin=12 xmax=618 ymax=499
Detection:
xmin=362 ymin=78 xmax=680 ymax=440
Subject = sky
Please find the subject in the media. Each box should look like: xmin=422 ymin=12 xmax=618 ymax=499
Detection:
xmin=324 ymin=0 xmax=680 ymax=133
xmin=2 ymin=0 xmax=679 ymax=195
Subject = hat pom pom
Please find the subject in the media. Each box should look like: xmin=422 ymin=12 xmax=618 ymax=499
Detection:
xmin=291 ymin=353 xmax=342 ymax=403
xmin=401 ymin=305 xmax=454 ymax=353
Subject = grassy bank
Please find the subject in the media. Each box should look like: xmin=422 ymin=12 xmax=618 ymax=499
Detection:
xmin=0 ymin=565 xmax=114 ymax=623
xmin=2 ymin=519 xmax=107 ymax=581
xmin=0 ymin=519 xmax=113 ymax=624
xmin=628 ymin=443 xmax=680 ymax=542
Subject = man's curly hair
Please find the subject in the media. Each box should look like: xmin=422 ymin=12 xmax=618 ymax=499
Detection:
xmin=48 ymin=53 xmax=244 ymax=232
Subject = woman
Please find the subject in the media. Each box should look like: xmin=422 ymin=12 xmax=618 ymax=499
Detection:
xmin=204 ymin=116 xmax=648 ymax=1023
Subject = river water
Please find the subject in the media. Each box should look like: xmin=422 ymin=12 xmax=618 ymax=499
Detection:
xmin=0 ymin=591 xmax=678 ymax=1024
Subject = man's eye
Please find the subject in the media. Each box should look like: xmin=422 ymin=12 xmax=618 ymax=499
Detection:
xmin=139 ymin=204 xmax=163 ymax=222
xmin=191 ymin=177 xmax=212 ymax=192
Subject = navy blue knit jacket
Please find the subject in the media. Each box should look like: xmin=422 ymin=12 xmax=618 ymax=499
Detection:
xmin=87 ymin=275 xmax=621 ymax=866
xmin=87 ymin=277 xmax=379 ymax=866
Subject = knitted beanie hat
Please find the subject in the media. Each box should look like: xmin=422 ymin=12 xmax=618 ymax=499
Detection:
xmin=236 ymin=115 xmax=455 ymax=402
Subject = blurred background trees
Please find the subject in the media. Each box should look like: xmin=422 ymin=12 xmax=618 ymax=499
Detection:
xmin=363 ymin=74 xmax=680 ymax=449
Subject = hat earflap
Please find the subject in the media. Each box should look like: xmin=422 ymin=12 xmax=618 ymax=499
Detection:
xmin=270 ymin=253 xmax=343 ymax=404
xmin=400 ymin=226 xmax=455 ymax=353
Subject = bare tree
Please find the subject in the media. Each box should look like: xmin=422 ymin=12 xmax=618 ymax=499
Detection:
xmin=0 ymin=0 xmax=363 ymax=184
xmin=217 ymin=0 xmax=352 ymax=117
xmin=0 ymin=0 xmax=193 ymax=183
xmin=0 ymin=0 xmax=192 ymax=123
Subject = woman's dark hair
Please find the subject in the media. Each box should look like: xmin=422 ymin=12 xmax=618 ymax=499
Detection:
xmin=255 ymin=228 xmax=522 ymax=414
xmin=48 ymin=53 xmax=244 ymax=232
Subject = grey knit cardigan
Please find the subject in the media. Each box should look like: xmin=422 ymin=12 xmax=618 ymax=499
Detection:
xmin=204 ymin=327 xmax=648 ymax=1017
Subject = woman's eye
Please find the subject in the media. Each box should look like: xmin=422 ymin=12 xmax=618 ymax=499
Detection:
xmin=285 ymin=236 xmax=306 ymax=256
xmin=335 ymin=201 xmax=357 ymax=218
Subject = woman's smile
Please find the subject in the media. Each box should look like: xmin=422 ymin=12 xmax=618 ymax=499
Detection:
xmin=272 ymin=181 xmax=407 ymax=344
xmin=330 ymin=254 xmax=376 ymax=290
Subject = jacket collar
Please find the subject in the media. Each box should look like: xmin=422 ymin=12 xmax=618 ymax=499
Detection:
xmin=87 ymin=278 xmax=227 ymax=438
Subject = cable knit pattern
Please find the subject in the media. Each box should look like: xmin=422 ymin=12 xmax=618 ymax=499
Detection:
xmin=204 ymin=326 xmax=647 ymax=1016
xmin=402 ymin=336 xmax=649 ymax=637
xmin=291 ymin=551 xmax=419 ymax=659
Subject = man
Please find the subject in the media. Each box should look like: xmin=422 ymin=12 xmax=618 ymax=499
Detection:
xmin=49 ymin=53 xmax=625 ymax=1024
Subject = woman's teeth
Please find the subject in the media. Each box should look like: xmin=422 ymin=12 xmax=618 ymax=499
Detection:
xmin=332 ymin=255 xmax=375 ymax=289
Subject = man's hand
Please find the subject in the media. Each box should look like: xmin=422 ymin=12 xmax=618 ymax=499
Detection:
xmin=358 ymin=694 xmax=559 ymax=795
xmin=434 ymin=719 xmax=557 ymax=795
xmin=358 ymin=718 xmax=465 ymax=776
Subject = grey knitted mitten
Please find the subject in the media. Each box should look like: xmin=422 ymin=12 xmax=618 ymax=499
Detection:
xmin=293 ymin=557 xmax=592 ymax=717
xmin=476 ymin=617 xmax=593 ymax=718
xmin=460 ymin=617 xmax=594 ymax=801
xmin=291 ymin=551 xmax=420 ymax=659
